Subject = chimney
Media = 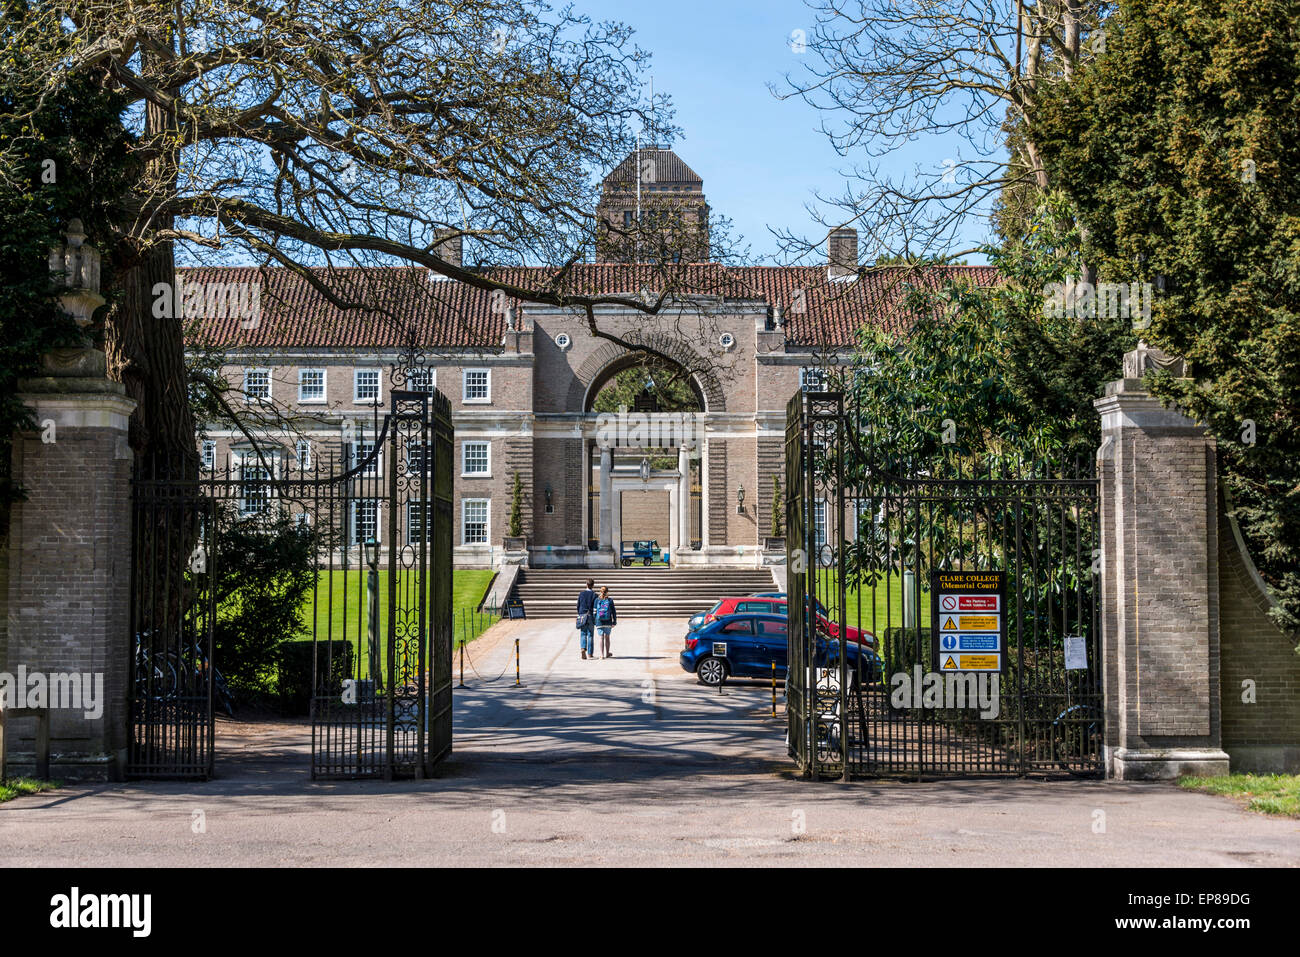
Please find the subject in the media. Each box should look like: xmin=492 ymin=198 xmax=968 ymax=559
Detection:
xmin=434 ymin=229 xmax=463 ymax=270
xmin=828 ymin=227 xmax=858 ymax=278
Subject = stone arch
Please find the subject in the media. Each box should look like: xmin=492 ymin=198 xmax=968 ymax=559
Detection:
xmin=568 ymin=333 xmax=726 ymax=413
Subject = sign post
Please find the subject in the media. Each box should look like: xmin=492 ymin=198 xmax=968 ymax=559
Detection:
xmin=931 ymin=571 xmax=1006 ymax=673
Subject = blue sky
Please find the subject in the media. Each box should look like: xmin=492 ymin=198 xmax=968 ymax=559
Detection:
xmin=578 ymin=0 xmax=997 ymax=263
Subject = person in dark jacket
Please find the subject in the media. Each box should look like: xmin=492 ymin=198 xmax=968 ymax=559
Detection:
xmin=576 ymin=579 xmax=597 ymax=660
xmin=594 ymin=585 xmax=617 ymax=658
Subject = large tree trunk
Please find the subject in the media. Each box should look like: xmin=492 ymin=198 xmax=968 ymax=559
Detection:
xmin=105 ymin=76 xmax=196 ymax=481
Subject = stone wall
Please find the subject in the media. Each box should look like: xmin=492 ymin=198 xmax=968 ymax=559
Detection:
xmin=619 ymin=489 xmax=670 ymax=543
xmin=1218 ymin=499 xmax=1300 ymax=772
xmin=4 ymin=386 xmax=135 ymax=780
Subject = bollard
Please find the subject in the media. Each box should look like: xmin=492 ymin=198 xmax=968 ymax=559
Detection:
xmin=514 ymin=638 xmax=521 ymax=687
xmin=772 ymin=660 xmax=777 ymax=717
xmin=457 ymin=640 xmax=466 ymax=688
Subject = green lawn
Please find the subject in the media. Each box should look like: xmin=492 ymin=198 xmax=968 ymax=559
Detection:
xmin=1179 ymin=774 xmax=1300 ymax=817
xmin=802 ymin=570 xmax=934 ymax=636
xmin=300 ymin=568 xmax=497 ymax=679
xmin=0 ymin=778 xmax=57 ymax=803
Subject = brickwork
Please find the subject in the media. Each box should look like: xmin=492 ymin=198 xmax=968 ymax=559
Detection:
xmin=619 ymin=490 xmax=671 ymax=542
xmin=1218 ymin=501 xmax=1300 ymax=771
xmin=756 ymin=436 xmax=785 ymax=538
xmin=3 ymin=386 xmax=135 ymax=780
xmin=707 ymin=439 xmax=727 ymax=543
xmin=1096 ymin=379 xmax=1228 ymax=779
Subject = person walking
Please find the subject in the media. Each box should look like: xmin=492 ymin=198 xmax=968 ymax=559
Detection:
xmin=594 ymin=585 xmax=617 ymax=659
xmin=576 ymin=578 xmax=597 ymax=660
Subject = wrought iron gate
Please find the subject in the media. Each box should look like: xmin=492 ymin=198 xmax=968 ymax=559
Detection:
xmin=785 ymin=390 xmax=1103 ymax=779
xmin=128 ymin=372 xmax=453 ymax=780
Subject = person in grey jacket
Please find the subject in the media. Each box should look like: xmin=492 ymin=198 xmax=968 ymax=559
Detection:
xmin=594 ymin=586 xmax=617 ymax=659
xmin=576 ymin=579 xmax=597 ymax=660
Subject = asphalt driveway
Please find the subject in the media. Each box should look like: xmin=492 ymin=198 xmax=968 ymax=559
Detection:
xmin=1 ymin=617 xmax=1297 ymax=866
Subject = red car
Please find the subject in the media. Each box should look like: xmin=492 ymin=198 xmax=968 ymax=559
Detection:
xmin=700 ymin=596 xmax=875 ymax=648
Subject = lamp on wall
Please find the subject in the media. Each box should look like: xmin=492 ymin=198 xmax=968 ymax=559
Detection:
xmin=639 ymin=456 xmax=651 ymax=483
xmin=736 ymin=483 xmax=745 ymax=514
xmin=545 ymin=485 xmax=554 ymax=514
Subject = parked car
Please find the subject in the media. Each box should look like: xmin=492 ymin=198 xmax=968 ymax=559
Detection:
xmin=698 ymin=596 xmax=874 ymax=648
xmin=680 ymin=613 xmax=883 ymax=687
xmin=751 ymin=592 xmax=829 ymax=617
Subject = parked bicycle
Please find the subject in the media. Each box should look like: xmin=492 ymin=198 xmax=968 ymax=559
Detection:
xmin=1051 ymin=702 xmax=1101 ymax=773
xmin=133 ymin=632 xmax=235 ymax=716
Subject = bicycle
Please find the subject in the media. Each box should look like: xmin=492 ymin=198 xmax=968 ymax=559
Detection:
xmin=1051 ymin=702 xmax=1101 ymax=773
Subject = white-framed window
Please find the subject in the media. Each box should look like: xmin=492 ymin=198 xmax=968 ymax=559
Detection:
xmin=462 ymin=499 xmax=489 ymax=545
xmin=800 ymin=367 xmax=825 ymax=392
xmin=813 ymin=498 xmax=828 ymax=550
xmin=351 ymin=439 xmax=381 ymax=477
xmin=200 ymin=440 xmax=216 ymax=471
xmin=350 ymin=499 xmax=380 ymax=546
xmin=462 ymin=440 xmax=490 ymax=476
xmin=407 ymin=501 xmax=428 ymax=545
xmin=244 ymin=368 xmax=271 ymax=401
xmin=295 ymin=439 xmax=313 ymax=470
xmin=299 ymin=368 xmax=326 ymax=403
xmin=407 ymin=442 xmax=431 ymax=476
xmin=406 ymin=368 xmax=435 ymax=393
xmin=354 ymin=368 xmax=381 ymax=404
xmin=463 ymin=368 xmax=491 ymax=403
xmin=238 ymin=459 xmax=273 ymax=516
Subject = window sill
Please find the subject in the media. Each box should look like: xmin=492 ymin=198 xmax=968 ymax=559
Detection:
xmin=460 ymin=472 xmax=492 ymax=479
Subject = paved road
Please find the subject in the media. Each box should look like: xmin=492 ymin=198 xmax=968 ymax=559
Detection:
xmin=2 ymin=617 xmax=1298 ymax=866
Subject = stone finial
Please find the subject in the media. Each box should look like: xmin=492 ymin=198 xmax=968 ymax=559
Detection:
xmin=772 ymin=303 xmax=784 ymax=330
xmin=49 ymin=218 xmax=105 ymax=328
xmin=1122 ymin=339 xmax=1190 ymax=379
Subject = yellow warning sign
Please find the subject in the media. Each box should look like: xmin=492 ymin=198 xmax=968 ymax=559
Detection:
xmin=942 ymin=655 xmax=958 ymax=670
xmin=958 ymin=655 xmax=1000 ymax=671
xmin=941 ymin=616 xmax=959 ymax=631
xmin=959 ymin=615 xmax=999 ymax=631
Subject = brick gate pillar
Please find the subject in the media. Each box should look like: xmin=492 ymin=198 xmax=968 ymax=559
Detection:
xmin=1094 ymin=343 xmax=1230 ymax=780
xmin=2 ymin=222 xmax=135 ymax=781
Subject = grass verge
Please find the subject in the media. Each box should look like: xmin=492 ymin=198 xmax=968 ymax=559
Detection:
xmin=0 ymin=778 xmax=58 ymax=803
xmin=1179 ymin=773 xmax=1300 ymax=817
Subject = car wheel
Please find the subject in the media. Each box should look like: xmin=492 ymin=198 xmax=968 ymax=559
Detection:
xmin=621 ymin=558 xmax=631 ymax=567
xmin=643 ymin=557 xmax=652 ymax=566
xmin=697 ymin=656 xmax=728 ymax=687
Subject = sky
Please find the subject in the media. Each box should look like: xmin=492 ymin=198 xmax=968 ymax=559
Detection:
xmin=577 ymin=0 xmax=999 ymax=263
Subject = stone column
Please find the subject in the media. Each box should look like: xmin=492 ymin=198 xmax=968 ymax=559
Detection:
xmin=590 ymin=444 xmax=615 ymax=567
xmin=1094 ymin=344 xmax=1229 ymax=780
xmin=3 ymin=221 xmax=136 ymax=780
xmin=677 ymin=446 xmax=691 ymax=559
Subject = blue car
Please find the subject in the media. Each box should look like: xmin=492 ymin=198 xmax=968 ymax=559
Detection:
xmin=680 ymin=613 xmax=883 ymax=687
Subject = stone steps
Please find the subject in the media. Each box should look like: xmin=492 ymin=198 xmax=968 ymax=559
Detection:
xmin=511 ymin=567 xmax=778 ymax=618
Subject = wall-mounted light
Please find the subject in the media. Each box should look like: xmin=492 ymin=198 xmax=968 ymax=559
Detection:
xmin=545 ymin=485 xmax=554 ymax=514
xmin=736 ymin=483 xmax=745 ymax=514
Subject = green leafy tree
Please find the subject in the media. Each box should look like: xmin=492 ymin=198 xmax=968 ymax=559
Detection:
xmin=507 ymin=471 xmax=523 ymax=539
xmin=210 ymin=506 xmax=319 ymax=693
xmin=1034 ymin=0 xmax=1300 ymax=636
xmin=771 ymin=475 xmax=783 ymax=538
xmin=0 ymin=11 xmax=132 ymax=506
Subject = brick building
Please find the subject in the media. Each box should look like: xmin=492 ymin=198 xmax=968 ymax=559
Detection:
xmin=186 ymin=149 xmax=994 ymax=568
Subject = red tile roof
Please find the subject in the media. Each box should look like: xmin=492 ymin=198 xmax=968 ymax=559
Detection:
xmin=180 ymin=263 xmax=998 ymax=351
